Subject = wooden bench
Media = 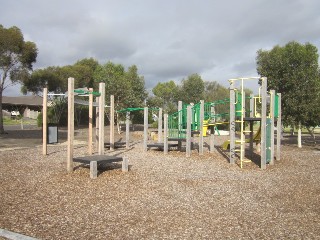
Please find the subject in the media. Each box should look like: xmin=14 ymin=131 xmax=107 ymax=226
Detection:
xmin=73 ymin=155 xmax=128 ymax=179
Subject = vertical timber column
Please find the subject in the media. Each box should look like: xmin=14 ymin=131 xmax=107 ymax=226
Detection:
xmin=209 ymin=106 xmax=215 ymax=153
xmin=42 ymin=87 xmax=48 ymax=155
xmin=88 ymin=88 xmax=93 ymax=155
xmin=126 ymin=112 xmax=130 ymax=149
xmin=270 ymin=90 xmax=275 ymax=165
xmin=250 ymin=94 xmax=254 ymax=118
xmin=178 ymin=101 xmax=183 ymax=151
xmin=110 ymin=95 xmax=115 ymax=151
xmin=229 ymin=81 xmax=236 ymax=164
xmin=98 ymin=82 xmax=105 ymax=155
xmin=199 ymin=100 xmax=204 ymax=155
xmin=143 ymin=107 xmax=148 ymax=151
xmin=249 ymin=93 xmax=254 ymax=155
xmin=260 ymin=77 xmax=267 ymax=169
xmin=67 ymin=77 xmax=74 ymax=172
xmin=95 ymin=99 xmax=99 ymax=151
xmin=164 ymin=114 xmax=168 ymax=154
xmin=158 ymin=108 xmax=163 ymax=143
xmin=186 ymin=105 xmax=192 ymax=157
xmin=276 ymin=93 xmax=282 ymax=160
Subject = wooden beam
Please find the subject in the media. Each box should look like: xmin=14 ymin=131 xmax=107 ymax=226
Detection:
xmin=88 ymin=88 xmax=93 ymax=155
xmin=67 ymin=77 xmax=74 ymax=172
xmin=42 ymin=87 xmax=47 ymax=155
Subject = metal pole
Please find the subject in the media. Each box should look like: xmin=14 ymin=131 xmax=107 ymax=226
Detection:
xmin=199 ymin=100 xmax=204 ymax=155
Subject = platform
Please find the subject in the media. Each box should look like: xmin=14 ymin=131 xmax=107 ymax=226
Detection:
xmin=147 ymin=142 xmax=179 ymax=150
xmin=73 ymin=155 xmax=128 ymax=179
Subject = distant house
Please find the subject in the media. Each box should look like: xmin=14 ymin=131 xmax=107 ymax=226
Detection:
xmin=2 ymin=96 xmax=43 ymax=119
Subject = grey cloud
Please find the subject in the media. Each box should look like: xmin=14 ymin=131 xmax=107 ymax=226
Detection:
xmin=1 ymin=0 xmax=320 ymax=96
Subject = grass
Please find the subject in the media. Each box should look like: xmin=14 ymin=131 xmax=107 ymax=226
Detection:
xmin=3 ymin=116 xmax=36 ymax=125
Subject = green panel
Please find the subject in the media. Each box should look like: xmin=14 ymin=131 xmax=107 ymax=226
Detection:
xmin=235 ymin=92 xmax=242 ymax=117
xmin=274 ymin=94 xmax=279 ymax=118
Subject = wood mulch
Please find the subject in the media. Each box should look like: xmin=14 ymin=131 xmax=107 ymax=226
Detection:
xmin=0 ymin=129 xmax=320 ymax=239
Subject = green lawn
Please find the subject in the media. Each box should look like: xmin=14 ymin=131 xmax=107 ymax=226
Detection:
xmin=3 ymin=116 xmax=36 ymax=125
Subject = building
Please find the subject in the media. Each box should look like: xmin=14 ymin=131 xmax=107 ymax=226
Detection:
xmin=2 ymin=96 xmax=42 ymax=119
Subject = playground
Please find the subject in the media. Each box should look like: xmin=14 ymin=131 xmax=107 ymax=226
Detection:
xmin=0 ymin=125 xmax=320 ymax=239
xmin=1 ymin=76 xmax=320 ymax=239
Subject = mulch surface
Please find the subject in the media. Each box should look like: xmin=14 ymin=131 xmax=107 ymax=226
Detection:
xmin=0 ymin=128 xmax=320 ymax=239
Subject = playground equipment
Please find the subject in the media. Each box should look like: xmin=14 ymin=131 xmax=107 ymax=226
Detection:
xmin=163 ymin=76 xmax=281 ymax=169
xmin=228 ymin=77 xmax=281 ymax=169
xmin=43 ymin=78 xmax=128 ymax=178
xmin=117 ymin=107 xmax=162 ymax=150
xmin=66 ymin=77 xmax=128 ymax=178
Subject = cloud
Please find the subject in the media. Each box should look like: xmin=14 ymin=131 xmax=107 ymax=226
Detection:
xmin=1 ymin=0 xmax=320 ymax=96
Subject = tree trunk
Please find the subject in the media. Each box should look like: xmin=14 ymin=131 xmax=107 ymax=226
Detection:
xmin=297 ymin=122 xmax=302 ymax=148
xmin=0 ymin=88 xmax=5 ymax=134
xmin=306 ymin=127 xmax=316 ymax=145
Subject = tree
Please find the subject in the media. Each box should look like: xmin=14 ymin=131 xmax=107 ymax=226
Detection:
xmin=125 ymin=65 xmax=148 ymax=107
xmin=150 ymin=80 xmax=179 ymax=113
xmin=179 ymin=73 xmax=205 ymax=104
xmin=256 ymin=41 xmax=320 ymax=144
xmin=94 ymin=61 xmax=147 ymax=126
xmin=0 ymin=25 xmax=38 ymax=133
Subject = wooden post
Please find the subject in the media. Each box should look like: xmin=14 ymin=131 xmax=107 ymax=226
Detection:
xmin=88 ymin=88 xmax=93 ymax=155
xmin=276 ymin=93 xmax=282 ymax=160
xmin=209 ymin=106 xmax=215 ymax=153
xmin=158 ymin=108 xmax=162 ymax=143
xmin=98 ymin=82 xmax=105 ymax=155
xmin=199 ymin=100 xmax=204 ymax=155
xmin=110 ymin=95 xmax=115 ymax=150
xmin=260 ymin=77 xmax=267 ymax=169
xmin=250 ymin=93 xmax=254 ymax=118
xmin=229 ymin=81 xmax=236 ymax=164
xmin=249 ymin=94 xmax=254 ymax=156
xmin=95 ymin=103 xmax=99 ymax=152
xmin=67 ymin=77 xmax=74 ymax=172
xmin=186 ymin=105 xmax=192 ymax=157
xmin=42 ymin=87 xmax=48 ymax=155
xmin=122 ymin=157 xmax=129 ymax=172
xmin=270 ymin=90 xmax=275 ymax=165
xmin=143 ymin=107 xmax=148 ymax=151
xmin=164 ymin=113 xmax=168 ymax=154
xmin=178 ymin=101 xmax=183 ymax=151
xmin=126 ymin=111 xmax=130 ymax=149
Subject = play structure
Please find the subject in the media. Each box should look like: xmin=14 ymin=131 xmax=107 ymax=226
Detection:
xmin=151 ymin=76 xmax=281 ymax=169
xmin=42 ymin=76 xmax=281 ymax=171
xmin=42 ymin=78 xmax=128 ymax=179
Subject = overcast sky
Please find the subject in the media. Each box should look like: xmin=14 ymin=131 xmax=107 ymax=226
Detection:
xmin=1 ymin=0 xmax=320 ymax=96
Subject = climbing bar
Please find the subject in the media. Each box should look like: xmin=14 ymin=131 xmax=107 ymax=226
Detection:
xmin=74 ymin=89 xmax=101 ymax=96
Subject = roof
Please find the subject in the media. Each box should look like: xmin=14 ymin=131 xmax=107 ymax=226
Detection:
xmin=2 ymin=96 xmax=43 ymax=106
